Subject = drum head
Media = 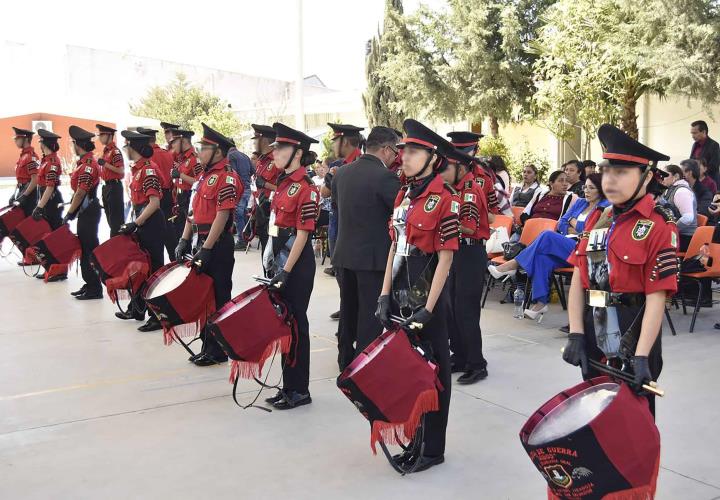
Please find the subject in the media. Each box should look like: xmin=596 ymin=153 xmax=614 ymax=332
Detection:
xmin=214 ymin=288 xmax=263 ymax=322
xmin=346 ymin=331 xmax=398 ymax=377
xmin=528 ymin=382 xmax=619 ymax=445
xmin=146 ymin=265 xmax=192 ymax=299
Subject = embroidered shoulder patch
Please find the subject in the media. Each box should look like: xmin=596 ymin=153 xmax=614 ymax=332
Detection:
xmin=288 ymin=183 xmax=301 ymax=197
xmin=476 ymin=177 xmax=485 ymax=188
xmin=310 ymin=191 xmax=318 ymax=201
xmin=146 ymin=169 xmax=154 ymax=176
xmin=465 ymin=180 xmax=473 ymax=189
xmin=226 ymin=175 xmax=235 ymax=185
xmin=424 ymin=194 xmax=441 ymax=212
xmin=50 ymin=166 xmax=57 ymax=172
xmin=207 ymin=174 xmax=218 ymax=186
xmin=671 ymin=231 xmax=678 ymax=249
xmin=631 ymin=219 xmax=654 ymax=241
xmin=451 ymin=200 xmax=460 ymax=214
xmin=85 ymin=166 xmax=93 ymax=173
xmin=464 ymin=193 xmax=476 ymax=203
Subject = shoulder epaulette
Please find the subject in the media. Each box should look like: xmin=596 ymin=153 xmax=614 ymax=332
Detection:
xmin=464 ymin=180 xmax=473 ymax=189
xmin=654 ymin=204 xmax=677 ymax=224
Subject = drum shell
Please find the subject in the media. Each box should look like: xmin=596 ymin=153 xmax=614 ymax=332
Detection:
xmin=91 ymin=235 xmax=151 ymax=299
xmin=143 ymin=262 xmax=215 ymax=328
xmin=0 ymin=206 xmax=25 ymax=239
xmin=9 ymin=216 xmax=50 ymax=253
xmin=28 ymin=225 xmax=80 ymax=266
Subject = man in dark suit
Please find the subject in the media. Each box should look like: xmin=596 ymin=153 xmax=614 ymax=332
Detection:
xmin=332 ymin=127 xmax=401 ymax=370
xmin=690 ymin=120 xmax=720 ymax=185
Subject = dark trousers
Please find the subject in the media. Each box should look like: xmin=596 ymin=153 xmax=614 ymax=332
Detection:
xmin=337 ymin=267 xmax=385 ymax=369
xmin=77 ymin=200 xmax=102 ymax=293
xmin=101 ymin=181 xmax=125 ymax=237
xmin=279 ymin=239 xmax=315 ymax=393
xmin=160 ymin=189 xmax=178 ymax=262
xmin=129 ymin=208 xmax=166 ymax=318
xmin=256 ymin=198 xmax=271 ymax=273
xmin=43 ymin=189 xmax=64 ymax=230
xmin=448 ymin=244 xmax=488 ymax=370
xmin=17 ymin=187 xmax=37 ymax=217
xmin=199 ymin=233 xmax=235 ymax=358
xmin=173 ymin=190 xmax=191 ymax=242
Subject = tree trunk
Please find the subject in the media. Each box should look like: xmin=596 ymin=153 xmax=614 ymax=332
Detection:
xmin=489 ymin=115 xmax=499 ymax=137
xmin=620 ymin=83 xmax=639 ymax=140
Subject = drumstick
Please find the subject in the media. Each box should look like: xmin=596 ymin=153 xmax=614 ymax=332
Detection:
xmin=252 ymin=275 xmax=272 ymax=285
xmin=389 ymin=314 xmax=423 ymax=330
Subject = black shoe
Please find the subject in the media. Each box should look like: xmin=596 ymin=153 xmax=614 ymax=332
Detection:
xmin=392 ymin=448 xmax=415 ymax=467
xmin=330 ymin=310 xmax=340 ymax=320
xmin=36 ymin=274 xmax=46 ymax=280
xmin=323 ymin=267 xmax=335 ymax=277
xmin=715 ymin=323 xmax=720 ymax=330
xmin=46 ymin=273 xmax=67 ymax=282
xmin=138 ymin=318 xmax=162 ymax=332
xmin=192 ymin=354 xmax=228 ymax=366
xmin=115 ymin=310 xmax=136 ymax=320
xmin=234 ymin=241 xmax=247 ymax=251
xmin=457 ymin=368 xmax=488 ymax=385
xmin=559 ymin=325 xmax=570 ymax=333
xmin=403 ymin=454 xmax=445 ymax=473
xmin=70 ymin=285 xmax=87 ymax=296
xmin=264 ymin=390 xmax=285 ymax=405
xmin=188 ymin=352 xmax=203 ymax=362
xmin=75 ymin=290 xmax=103 ymax=300
xmin=272 ymin=390 xmax=312 ymax=410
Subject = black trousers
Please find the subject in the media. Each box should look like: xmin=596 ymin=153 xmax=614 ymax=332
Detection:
xmin=448 ymin=244 xmax=488 ymax=370
xmin=173 ymin=190 xmax=191 ymax=242
xmin=256 ymin=198 xmax=271 ymax=273
xmin=101 ymin=181 xmax=125 ymax=237
xmin=42 ymin=188 xmax=64 ymax=230
xmin=17 ymin=186 xmax=37 ymax=217
xmin=337 ymin=267 xmax=385 ymax=370
xmin=279 ymin=239 xmax=315 ymax=393
xmin=160 ymin=188 xmax=178 ymax=262
xmin=77 ymin=199 xmax=102 ymax=293
xmin=129 ymin=208 xmax=166 ymax=319
xmin=198 ymin=232 xmax=235 ymax=358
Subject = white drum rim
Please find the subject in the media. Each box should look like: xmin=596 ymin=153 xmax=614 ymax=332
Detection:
xmin=146 ymin=264 xmax=192 ymax=299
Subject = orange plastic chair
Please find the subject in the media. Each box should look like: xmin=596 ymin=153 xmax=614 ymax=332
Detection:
xmin=490 ymin=217 xmax=557 ymax=266
xmin=679 ymin=226 xmax=720 ymax=332
xmin=487 ymin=215 xmax=513 ymax=259
xmin=697 ymin=214 xmax=709 ymax=227
xmin=511 ymin=206 xmax=524 ymax=225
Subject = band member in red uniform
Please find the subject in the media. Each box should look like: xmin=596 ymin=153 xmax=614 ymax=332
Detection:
xmin=138 ymin=126 xmax=176 ymax=261
xmin=441 ymin=145 xmax=492 ymax=384
xmin=64 ymin=126 xmax=103 ymax=300
xmin=447 ymin=131 xmax=499 ymax=213
xmin=169 ymin=129 xmax=199 ymax=242
xmin=10 ymin=127 xmax=39 ymax=216
xmin=251 ymin=123 xmax=279 ymax=270
xmin=562 ymin=124 xmax=679 ymax=417
xmin=115 ymin=130 xmax=166 ymax=332
xmin=176 ymin=123 xmax=240 ymax=366
xmin=262 ymin=122 xmax=320 ymax=410
xmin=96 ymin=124 xmax=125 ymax=236
xmin=160 ymin=122 xmax=180 ymax=153
xmin=375 ymin=119 xmax=460 ymax=472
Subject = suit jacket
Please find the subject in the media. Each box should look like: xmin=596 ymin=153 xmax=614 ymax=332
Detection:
xmin=331 ymin=154 xmax=400 ymax=271
xmin=691 ymin=136 xmax=720 ymax=175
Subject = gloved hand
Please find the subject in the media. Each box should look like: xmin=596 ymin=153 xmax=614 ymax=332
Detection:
xmin=192 ymin=247 xmax=213 ymax=274
xmin=402 ymin=307 xmax=433 ymax=330
xmin=631 ymin=355 xmax=652 ymax=395
xmin=97 ymin=158 xmax=106 ymax=166
xmin=255 ymin=176 xmax=266 ymax=189
xmin=175 ymin=238 xmax=190 ymax=261
xmin=8 ymin=194 xmax=14 ymax=206
xmin=13 ymin=194 xmax=26 ymax=207
xmin=374 ymin=295 xmax=393 ymax=329
xmin=268 ymin=269 xmax=290 ymax=291
xmin=62 ymin=211 xmax=77 ymax=225
xmin=118 ymin=222 xmax=138 ymax=235
xmin=171 ymin=168 xmax=181 ymax=179
xmin=562 ymin=333 xmax=588 ymax=375
xmin=31 ymin=206 xmax=44 ymax=221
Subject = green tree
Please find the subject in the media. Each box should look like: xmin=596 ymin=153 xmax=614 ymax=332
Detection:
xmin=129 ymin=73 xmax=245 ymax=139
xmin=363 ymin=0 xmax=406 ymax=129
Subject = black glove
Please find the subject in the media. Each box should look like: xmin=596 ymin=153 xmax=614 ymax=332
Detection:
xmin=62 ymin=211 xmax=77 ymax=225
xmin=118 ymin=222 xmax=138 ymax=235
xmin=402 ymin=307 xmax=433 ymax=330
xmin=192 ymin=247 xmax=213 ymax=274
xmin=374 ymin=295 xmax=393 ymax=329
xmin=175 ymin=238 xmax=190 ymax=261
xmin=171 ymin=168 xmax=181 ymax=179
xmin=631 ymin=355 xmax=652 ymax=395
xmin=562 ymin=333 xmax=588 ymax=376
xmin=255 ymin=176 xmax=266 ymax=189
xmin=268 ymin=269 xmax=290 ymax=291
xmin=13 ymin=194 xmax=26 ymax=207
xmin=97 ymin=158 xmax=106 ymax=166
xmin=31 ymin=206 xmax=44 ymax=221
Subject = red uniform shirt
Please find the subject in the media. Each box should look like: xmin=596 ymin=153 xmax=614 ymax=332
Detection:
xmin=343 ymin=148 xmax=362 ymax=165
xmin=256 ymin=152 xmax=279 ymax=199
xmin=15 ymin=146 xmax=39 ymax=184
xmin=175 ymin=148 xmax=201 ymax=191
xmin=130 ymin=159 xmax=162 ymax=206
xmin=454 ymin=171 xmax=489 ymax=240
xmin=70 ymin=152 xmax=100 ymax=193
xmin=270 ymin=167 xmax=319 ymax=232
xmin=38 ymin=152 xmax=61 ymax=188
xmin=191 ymin=159 xmax=241 ymax=226
xmin=567 ymin=195 xmax=679 ymax=295
xmin=100 ymin=141 xmax=125 ymax=181
xmin=472 ymin=161 xmax=499 ymax=213
xmin=151 ymin=144 xmax=174 ymax=189
xmin=392 ymin=175 xmax=460 ymax=254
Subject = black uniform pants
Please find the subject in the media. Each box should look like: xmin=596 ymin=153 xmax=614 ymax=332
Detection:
xmin=448 ymin=243 xmax=488 ymax=370
xmin=101 ymin=181 xmax=125 ymax=237
xmin=337 ymin=267 xmax=385 ymax=370
xmin=77 ymin=199 xmax=102 ymax=294
xmin=129 ymin=207 xmax=166 ymax=319
xmin=198 ymin=232 xmax=235 ymax=358
xmin=279 ymin=239 xmax=315 ymax=393
xmin=173 ymin=190 xmax=191 ymax=242
xmin=42 ymin=188 xmax=64 ymax=230
xmin=16 ymin=185 xmax=37 ymax=217
xmin=160 ymin=188 xmax=177 ymax=262
xmin=255 ymin=198 xmax=271 ymax=273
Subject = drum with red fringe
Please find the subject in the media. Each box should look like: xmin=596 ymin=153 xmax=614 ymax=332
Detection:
xmin=9 ymin=216 xmax=51 ymax=264
xmin=337 ymin=329 xmax=442 ymax=454
xmin=142 ymin=262 xmax=216 ymax=345
xmin=519 ymin=377 xmax=660 ymax=499
xmin=206 ymin=284 xmax=296 ymax=382
xmin=0 ymin=205 xmax=25 ymax=241
xmin=91 ymin=234 xmax=151 ymax=302
xmin=25 ymin=225 xmax=81 ymax=280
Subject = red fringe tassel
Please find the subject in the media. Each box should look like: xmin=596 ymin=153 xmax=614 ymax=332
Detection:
xmin=227 ymin=335 xmax=292 ymax=383
xmin=369 ymin=388 xmax=439 ymax=455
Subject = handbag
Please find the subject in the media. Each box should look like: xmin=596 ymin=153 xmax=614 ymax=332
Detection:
xmin=486 ymin=226 xmax=510 ymax=254
xmin=502 ymin=241 xmax=526 ymax=260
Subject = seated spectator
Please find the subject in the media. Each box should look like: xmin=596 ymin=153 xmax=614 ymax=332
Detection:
xmin=489 ymin=174 xmax=608 ymax=320
xmin=661 ymin=163 xmax=697 ymax=251
xmin=490 ymin=155 xmax=511 ymax=193
xmin=563 ymin=159 xmax=585 ymax=197
xmin=521 ymin=170 xmax=577 ymax=223
xmin=510 ymin=164 xmax=540 ymax=207
xmin=698 ymin=158 xmax=717 ymax=194
xmin=312 ymin=159 xmax=331 ymax=227
xmin=682 ymin=159 xmax=713 ymax=217
xmin=583 ymin=159 xmax=597 ymax=178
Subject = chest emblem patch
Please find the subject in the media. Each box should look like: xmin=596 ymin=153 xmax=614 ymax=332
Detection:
xmin=207 ymin=174 xmax=218 ymax=187
xmin=424 ymin=194 xmax=441 ymax=213
xmin=631 ymin=219 xmax=654 ymax=241
xmin=288 ymin=183 xmax=301 ymax=197
xmin=464 ymin=193 xmax=476 ymax=203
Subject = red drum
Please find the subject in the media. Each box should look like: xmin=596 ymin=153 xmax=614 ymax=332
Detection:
xmin=520 ymin=377 xmax=660 ymax=499
xmin=26 ymin=225 xmax=81 ymax=280
xmin=206 ymin=285 xmax=296 ymax=382
xmin=9 ymin=216 xmax=51 ymax=263
xmin=0 ymin=205 xmax=25 ymax=240
xmin=143 ymin=262 xmax=216 ymax=345
xmin=91 ymin=235 xmax=151 ymax=303
xmin=337 ymin=329 xmax=442 ymax=453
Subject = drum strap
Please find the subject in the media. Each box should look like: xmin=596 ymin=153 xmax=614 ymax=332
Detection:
xmin=231 ymin=347 xmax=282 ymax=413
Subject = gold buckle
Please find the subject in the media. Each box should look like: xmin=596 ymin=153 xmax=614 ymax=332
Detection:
xmin=588 ymin=290 xmax=609 ymax=308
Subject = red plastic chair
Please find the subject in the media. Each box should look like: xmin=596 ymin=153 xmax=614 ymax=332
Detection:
xmin=679 ymin=226 xmax=720 ymax=332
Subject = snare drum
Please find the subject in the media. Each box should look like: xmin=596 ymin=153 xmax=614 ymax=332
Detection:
xmin=26 ymin=224 xmax=81 ymax=280
xmin=9 ymin=216 xmax=51 ymax=258
xmin=143 ymin=262 xmax=216 ymax=345
xmin=0 ymin=205 xmax=25 ymax=240
xmin=520 ymin=377 xmax=660 ymax=499
xmin=91 ymin=235 xmax=151 ymax=303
